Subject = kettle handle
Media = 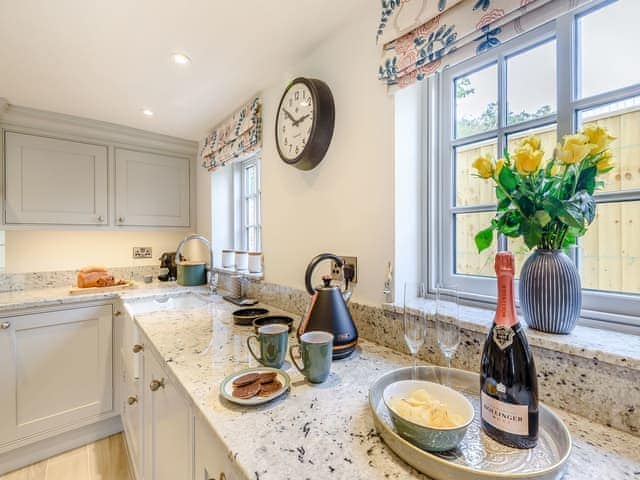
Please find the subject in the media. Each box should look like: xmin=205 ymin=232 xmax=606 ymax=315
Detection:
xmin=305 ymin=253 xmax=344 ymax=295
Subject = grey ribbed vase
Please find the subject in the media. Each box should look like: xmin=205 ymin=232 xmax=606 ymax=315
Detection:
xmin=519 ymin=249 xmax=581 ymax=334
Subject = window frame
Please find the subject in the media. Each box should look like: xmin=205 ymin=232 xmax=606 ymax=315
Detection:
xmin=428 ymin=1 xmax=640 ymax=330
xmin=239 ymin=155 xmax=262 ymax=252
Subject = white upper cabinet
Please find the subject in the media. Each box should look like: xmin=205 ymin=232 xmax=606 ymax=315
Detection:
xmin=4 ymin=132 xmax=108 ymax=225
xmin=115 ymin=148 xmax=190 ymax=227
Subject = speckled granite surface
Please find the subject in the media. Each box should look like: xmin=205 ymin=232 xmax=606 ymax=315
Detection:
xmin=0 ymin=277 xmax=638 ymax=438
xmin=132 ymin=296 xmax=640 ymax=480
xmin=0 ymin=265 xmax=161 ymax=292
xmin=248 ymin=282 xmax=640 ymax=437
xmin=0 ymin=280 xmax=203 ymax=313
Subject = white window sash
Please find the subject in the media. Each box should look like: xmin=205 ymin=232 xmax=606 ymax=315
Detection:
xmin=428 ymin=5 xmax=640 ymax=329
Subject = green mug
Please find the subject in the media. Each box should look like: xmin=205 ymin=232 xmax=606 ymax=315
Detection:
xmin=289 ymin=331 xmax=334 ymax=383
xmin=247 ymin=324 xmax=289 ymax=368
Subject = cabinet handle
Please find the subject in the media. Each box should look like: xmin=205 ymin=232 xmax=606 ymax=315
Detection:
xmin=132 ymin=344 xmax=144 ymax=353
xmin=97 ymin=215 xmax=104 ymax=222
xmin=127 ymin=395 xmax=138 ymax=405
xmin=149 ymin=378 xmax=165 ymax=391
xmin=114 ymin=310 xmax=122 ymax=316
xmin=0 ymin=322 xmax=10 ymax=329
xmin=118 ymin=216 xmax=125 ymax=223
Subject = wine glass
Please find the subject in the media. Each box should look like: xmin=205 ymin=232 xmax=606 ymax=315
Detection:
xmin=435 ymin=284 xmax=460 ymax=385
xmin=403 ymin=282 xmax=428 ymax=380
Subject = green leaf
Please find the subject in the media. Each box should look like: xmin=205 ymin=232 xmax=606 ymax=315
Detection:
xmin=558 ymin=203 xmax=585 ymax=229
xmin=521 ymin=218 xmax=542 ymax=249
xmin=534 ymin=210 xmax=551 ymax=227
xmin=475 ymin=226 xmax=495 ymax=253
xmin=498 ymin=167 xmax=518 ymax=193
xmin=570 ymin=191 xmax=596 ymax=224
xmin=543 ymin=197 xmax=563 ymax=216
xmin=577 ymin=166 xmax=597 ymax=194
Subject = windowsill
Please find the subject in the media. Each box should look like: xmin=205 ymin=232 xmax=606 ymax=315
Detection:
xmin=382 ymin=299 xmax=640 ymax=372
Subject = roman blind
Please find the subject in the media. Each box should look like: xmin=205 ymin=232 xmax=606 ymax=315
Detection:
xmin=201 ymin=97 xmax=261 ymax=171
xmin=377 ymin=0 xmax=594 ymax=91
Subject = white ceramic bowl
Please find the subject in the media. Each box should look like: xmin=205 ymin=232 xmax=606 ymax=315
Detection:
xmin=383 ymin=380 xmax=474 ymax=452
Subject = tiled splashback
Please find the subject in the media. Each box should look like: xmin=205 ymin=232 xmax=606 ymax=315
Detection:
xmin=0 ymin=265 xmax=161 ymax=292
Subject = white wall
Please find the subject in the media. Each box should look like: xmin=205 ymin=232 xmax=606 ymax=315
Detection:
xmin=5 ymin=230 xmax=192 ymax=273
xmin=199 ymin=6 xmax=395 ymax=305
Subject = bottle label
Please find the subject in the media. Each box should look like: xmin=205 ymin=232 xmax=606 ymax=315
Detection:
xmin=481 ymin=391 xmax=529 ymax=436
xmin=493 ymin=325 xmax=515 ymax=350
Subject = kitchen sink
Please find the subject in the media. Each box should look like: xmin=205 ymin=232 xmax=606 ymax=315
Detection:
xmin=126 ymin=294 xmax=210 ymax=315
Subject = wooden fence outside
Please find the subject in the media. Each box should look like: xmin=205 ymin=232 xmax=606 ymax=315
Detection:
xmin=456 ymin=108 xmax=640 ymax=295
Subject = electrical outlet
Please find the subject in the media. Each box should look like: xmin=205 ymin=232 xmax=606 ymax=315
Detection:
xmin=133 ymin=247 xmax=152 ymax=259
xmin=331 ymin=256 xmax=357 ymax=283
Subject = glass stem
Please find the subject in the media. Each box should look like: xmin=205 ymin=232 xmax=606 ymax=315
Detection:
xmin=412 ymin=355 xmax=417 ymax=380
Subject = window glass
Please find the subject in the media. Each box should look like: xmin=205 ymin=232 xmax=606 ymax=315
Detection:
xmin=455 ymin=64 xmax=498 ymax=138
xmin=506 ymin=124 xmax=558 ymax=160
xmin=578 ymin=0 xmax=640 ymax=98
xmin=455 ymin=211 xmax=497 ymax=277
xmin=577 ymin=97 xmax=640 ymax=194
xmin=507 ymin=40 xmax=556 ymax=124
xmin=580 ymin=201 xmax=640 ymax=295
xmin=455 ymin=139 xmax=498 ymax=206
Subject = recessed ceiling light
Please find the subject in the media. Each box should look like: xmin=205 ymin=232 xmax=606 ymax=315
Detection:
xmin=171 ymin=52 xmax=191 ymax=65
xmin=142 ymin=109 xmax=154 ymax=117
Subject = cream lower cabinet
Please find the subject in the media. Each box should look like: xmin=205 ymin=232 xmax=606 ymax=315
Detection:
xmin=0 ymin=304 xmax=114 ymax=451
xmin=142 ymin=348 xmax=193 ymax=480
xmin=121 ymin=363 xmax=143 ymax=480
xmin=195 ymin=412 xmax=244 ymax=480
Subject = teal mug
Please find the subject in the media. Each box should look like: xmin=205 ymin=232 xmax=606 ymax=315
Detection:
xmin=289 ymin=331 xmax=334 ymax=383
xmin=247 ymin=324 xmax=289 ymax=368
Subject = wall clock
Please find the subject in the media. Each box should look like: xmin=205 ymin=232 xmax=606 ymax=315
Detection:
xmin=275 ymin=77 xmax=335 ymax=171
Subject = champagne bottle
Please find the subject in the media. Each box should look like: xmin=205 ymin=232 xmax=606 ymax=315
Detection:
xmin=480 ymin=252 xmax=538 ymax=449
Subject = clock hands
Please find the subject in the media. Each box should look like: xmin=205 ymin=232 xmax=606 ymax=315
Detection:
xmin=292 ymin=113 xmax=310 ymax=127
xmin=282 ymin=108 xmax=297 ymax=123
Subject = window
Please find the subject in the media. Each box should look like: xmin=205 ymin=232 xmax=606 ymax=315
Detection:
xmin=240 ymin=156 xmax=261 ymax=251
xmin=431 ymin=0 xmax=640 ymax=326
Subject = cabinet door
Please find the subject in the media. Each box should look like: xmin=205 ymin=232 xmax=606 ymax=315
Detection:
xmin=121 ymin=366 xmax=143 ymax=480
xmin=0 ymin=319 xmax=16 ymax=444
xmin=115 ymin=148 xmax=190 ymax=227
xmin=195 ymin=414 xmax=243 ymax=480
xmin=5 ymin=305 xmax=113 ymax=440
xmin=143 ymin=350 xmax=192 ymax=480
xmin=4 ymin=132 xmax=108 ymax=225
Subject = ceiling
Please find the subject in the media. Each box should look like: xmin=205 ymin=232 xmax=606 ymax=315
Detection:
xmin=0 ymin=0 xmax=370 ymax=140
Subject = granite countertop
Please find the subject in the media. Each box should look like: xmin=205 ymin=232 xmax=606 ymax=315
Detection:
xmin=0 ymin=281 xmax=206 ymax=313
xmin=132 ymin=296 xmax=640 ymax=480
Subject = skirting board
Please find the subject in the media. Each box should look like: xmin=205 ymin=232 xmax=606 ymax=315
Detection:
xmin=0 ymin=415 xmax=123 ymax=475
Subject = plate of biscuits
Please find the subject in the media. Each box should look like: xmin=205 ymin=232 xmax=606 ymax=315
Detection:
xmin=220 ymin=367 xmax=290 ymax=406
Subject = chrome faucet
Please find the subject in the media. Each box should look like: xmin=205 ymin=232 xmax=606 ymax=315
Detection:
xmin=175 ymin=234 xmax=217 ymax=294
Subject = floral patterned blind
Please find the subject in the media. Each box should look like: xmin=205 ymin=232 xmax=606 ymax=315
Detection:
xmin=378 ymin=0 xmax=593 ymax=92
xmin=201 ymin=97 xmax=261 ymax=172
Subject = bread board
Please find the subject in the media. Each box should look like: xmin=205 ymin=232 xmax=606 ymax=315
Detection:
xmin=69 ymin=281 xmax=135 ymax=295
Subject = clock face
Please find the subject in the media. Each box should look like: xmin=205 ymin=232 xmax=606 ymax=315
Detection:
xmin=276 ymin=82 xmax=314 ymax=161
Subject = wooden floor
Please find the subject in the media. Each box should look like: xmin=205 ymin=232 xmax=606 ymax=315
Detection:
xmin=0 ymin=434 xmax=131 ymax=480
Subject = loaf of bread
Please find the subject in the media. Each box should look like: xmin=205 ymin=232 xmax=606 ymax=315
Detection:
xmin=77 ymin=270 xmax=113 ymax=288
xmin=80 ymin=265 xmax=108 ymax=274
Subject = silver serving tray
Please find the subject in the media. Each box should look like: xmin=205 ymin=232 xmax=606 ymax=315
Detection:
xmin=369 ymin=366 xmax=572 ymax=480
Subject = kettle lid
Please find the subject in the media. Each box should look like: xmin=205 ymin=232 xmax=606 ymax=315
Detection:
xmin=316 ymin=275 xmax=339 ymax=291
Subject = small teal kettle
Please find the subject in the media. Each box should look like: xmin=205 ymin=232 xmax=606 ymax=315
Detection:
xmin=298 ymin=253 xmax=358 ymax=360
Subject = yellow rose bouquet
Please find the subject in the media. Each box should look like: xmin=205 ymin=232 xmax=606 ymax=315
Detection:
xmin=473 ymin=125 xmax=615 ymax=252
